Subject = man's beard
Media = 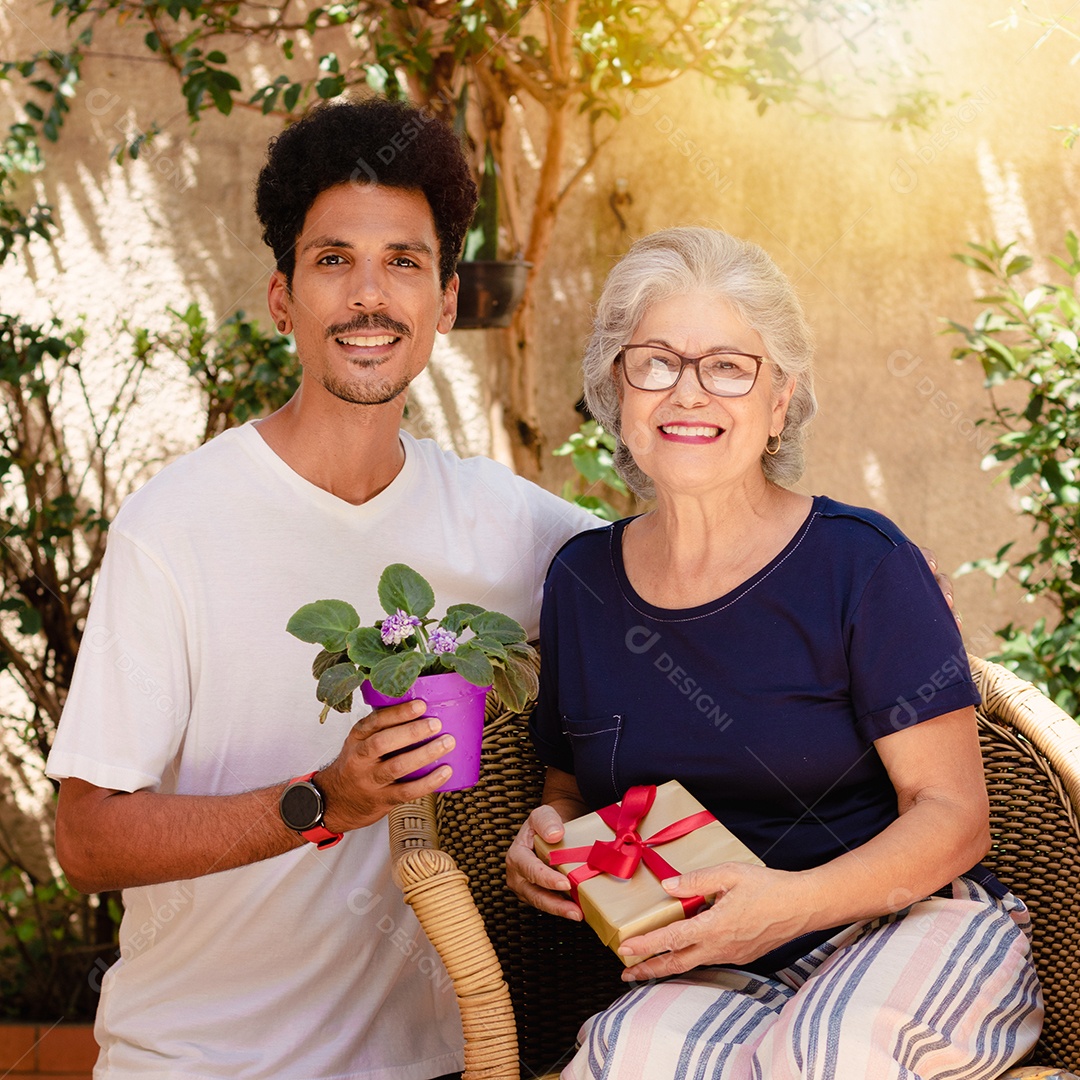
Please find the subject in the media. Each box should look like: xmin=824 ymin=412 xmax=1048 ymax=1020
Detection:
xmin=318 ymin=366 xmax=411 ymax=406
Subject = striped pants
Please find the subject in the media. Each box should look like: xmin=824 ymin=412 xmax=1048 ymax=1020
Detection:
xmin=563 ymin=878 xmax=1043 ymax=1080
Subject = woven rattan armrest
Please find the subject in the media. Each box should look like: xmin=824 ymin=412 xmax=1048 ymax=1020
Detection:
xmin=969 ymin=655 xmax=1080 ymax=1075
xmin=388 ymin=796 xmax=519 ymax=1079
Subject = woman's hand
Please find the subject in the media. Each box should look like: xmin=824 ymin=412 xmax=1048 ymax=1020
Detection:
xmin=505 ymin=804 xmax=583 ymax=921
xmin=617 ymin=862 xmax=816 ymax=982
xmin=918 ymin=546 xmax=960 ymax=627
xmin=506 ymin=766 xmax=589 ymax=919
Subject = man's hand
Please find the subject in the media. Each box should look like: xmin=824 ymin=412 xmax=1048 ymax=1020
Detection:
xmin=317 ymin=699 xmax=458 ymax=832
xmin=919 ymin=546 xmax=960 ymax=627
xmin=506 ymin=805 xmax=583 ymax=920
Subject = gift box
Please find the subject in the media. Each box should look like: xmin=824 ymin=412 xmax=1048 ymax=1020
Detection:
xmin=535 ymin=781 xmax=763 ymax=966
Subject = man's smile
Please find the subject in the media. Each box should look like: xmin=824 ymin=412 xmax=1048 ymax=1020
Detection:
xmin=326 ymin=312 xmax=411 ymax=347
xmin=335 ymin=333 xmax=399 ymax=347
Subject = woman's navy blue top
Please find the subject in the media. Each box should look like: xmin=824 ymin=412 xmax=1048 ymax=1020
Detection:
xmin=529 ymin=495 xmax=992 ymax=973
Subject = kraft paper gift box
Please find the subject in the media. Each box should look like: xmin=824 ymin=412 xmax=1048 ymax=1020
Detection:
xmin=534 ymin=780 xmax=764 ymax=967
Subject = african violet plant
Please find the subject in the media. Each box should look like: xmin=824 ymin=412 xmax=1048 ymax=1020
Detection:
xmin=287 ymin=563 xmax=538 ymax=722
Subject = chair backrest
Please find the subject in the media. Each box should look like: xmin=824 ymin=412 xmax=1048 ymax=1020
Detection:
xmin=437 ymin=657 xmax=1080 ymax=1078
xmin=969 ymin=655 xmax=1080 ymax=1074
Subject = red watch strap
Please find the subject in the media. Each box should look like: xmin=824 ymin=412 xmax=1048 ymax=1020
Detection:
xmin=301 ymin=823 xmax=343 ymax=850
xmin=289 ymin=772 xmax=343 ymax=850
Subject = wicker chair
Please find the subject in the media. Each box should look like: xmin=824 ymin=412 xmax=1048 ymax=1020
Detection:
xmin=388 ymin=655 xmax=1080 ymax=1080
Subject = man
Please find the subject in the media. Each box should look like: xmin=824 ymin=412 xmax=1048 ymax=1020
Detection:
xmin=47 ymin=97 xmax=592 ymax=1079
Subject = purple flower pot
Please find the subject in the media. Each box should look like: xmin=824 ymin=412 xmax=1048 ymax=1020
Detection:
xmin=360 ymin=671 xmax=491 ymax=792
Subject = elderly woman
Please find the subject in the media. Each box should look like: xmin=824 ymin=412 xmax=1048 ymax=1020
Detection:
xmin=506 ymin=227 xmax=1042 ymax=1078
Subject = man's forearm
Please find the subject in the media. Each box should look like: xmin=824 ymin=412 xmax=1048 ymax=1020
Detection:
xmin=56 ymin=700 xmax=461 ymax=892
xmin=56 ymin=778 xmax=303 ymax=893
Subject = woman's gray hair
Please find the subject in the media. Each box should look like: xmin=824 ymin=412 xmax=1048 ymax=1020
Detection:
xmin=583 ymin=227 xmax=817 ymax=498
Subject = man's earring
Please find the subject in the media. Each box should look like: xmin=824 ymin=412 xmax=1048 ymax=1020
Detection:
xmin=277 ymin=320 xmax=287 ymax=332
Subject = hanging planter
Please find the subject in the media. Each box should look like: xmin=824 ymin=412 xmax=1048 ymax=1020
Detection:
xmin=454 ymin=259 xmax=531 ymax=329
xmin=453 ymin=138 xmax=530 ymax=329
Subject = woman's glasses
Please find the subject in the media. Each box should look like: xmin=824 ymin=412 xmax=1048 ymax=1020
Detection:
xmin=616 ymin=344 xmax=766 ymax=398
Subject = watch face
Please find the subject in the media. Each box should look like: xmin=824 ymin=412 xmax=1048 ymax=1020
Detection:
xmin=280 ymin=782 xmax=322 ymax=832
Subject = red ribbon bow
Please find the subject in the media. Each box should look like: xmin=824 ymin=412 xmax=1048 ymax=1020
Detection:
xmin=548 ymin=785 xmax=715 ymax=918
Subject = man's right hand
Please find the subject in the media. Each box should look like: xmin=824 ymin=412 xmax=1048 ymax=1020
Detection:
xmin=505 ymin=804 xmax=583 ymax=920
xmin=317 ymin=699 xmax=457 ymax=832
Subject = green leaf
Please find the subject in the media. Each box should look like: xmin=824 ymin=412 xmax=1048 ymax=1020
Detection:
xmin=441 ymin=602 xmax=485 ymax=634
xmin=377 ymin=563 xmax=435 ymax=618
xmin=17 ymin=605 xmax=42 ymax=635
xmin=1066 ymin=230 xmax=1080 ymax=265
xmin=209 ymin=72 xmax=239 ymax=115
xmin=255 ymin=86 xmax=279 ymax=114
xmin=316 ymin=75 xmax=345 ymax=99
xmin=952 ymin=253 xmax=995 ymax=274
xmin=572 ymin=494 xmax=621 ymax=521
xmin=1023 ymin=395 xmax=1045 ymax=423
xmin=468 ymin=610 xmax=527 ymax=644
xmin=286 ymin=599 xmax=359 ymax=651
xmin=311 ymin=648 xmax=346 ymax=680
xmin=492 ymin=649 xmax=539 ymax=711
xmin=283 ymin=82 xmax=302 ymax=112
xmin=470 ymin=634 xmax=507 ymax=660
xmin=1040 ymin=459 xmax=1080 ymax=504
xmin=442 ymin=645 xmax=494 ymax=688
xmin=368 ymin=651 xmax=426 ymax=697
xmin=346 ymin=625 xmax=394 ymax=668
xmin=1009 ymin=457 xmax=1040 ymax=487
xmin=491 ymin=662 xmax=525 ymax=712
xmin=316 ymin=662 xmax=364 ymax=713
xmin=1004 ymin=255 xmax=1033 ymax=277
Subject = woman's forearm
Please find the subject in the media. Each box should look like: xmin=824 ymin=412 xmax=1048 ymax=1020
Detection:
xmin=541 ymin=765 xmax=589 ymax=822
xmin=795 ymin=790 xmax=990 ymax=931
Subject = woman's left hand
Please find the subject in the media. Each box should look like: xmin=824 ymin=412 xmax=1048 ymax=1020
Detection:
xmin=617 ymin=862 xmax=816 ymax=982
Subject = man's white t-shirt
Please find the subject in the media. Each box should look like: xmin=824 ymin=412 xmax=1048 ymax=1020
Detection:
xmin=46 ymin=423 xmax=594 ymax=1080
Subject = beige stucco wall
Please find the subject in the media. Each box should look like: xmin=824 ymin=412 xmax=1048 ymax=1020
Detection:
xmin=533 ymin=2 xmax=1077 ymax=647
xmin=1 ymin=0 xmax=1075 ymax=654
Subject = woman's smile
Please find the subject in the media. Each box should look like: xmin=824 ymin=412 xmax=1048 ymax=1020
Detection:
xmin=657 ymin=422 xmax=724 ymax=442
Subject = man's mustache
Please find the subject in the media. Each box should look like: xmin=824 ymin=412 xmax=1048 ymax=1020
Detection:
xmin=326 ymin=313 xmax=411 ymax=339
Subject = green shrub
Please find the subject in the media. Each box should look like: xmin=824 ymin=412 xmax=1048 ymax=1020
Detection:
xmin=949 ymin=234 xmax=1080 ymax=715
xmin=0 ymin=306 xmax=296 ymax=1018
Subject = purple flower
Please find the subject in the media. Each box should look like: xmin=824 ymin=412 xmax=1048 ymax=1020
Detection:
xmin=380 ymin=610 xmax=421 ymax=646
xmin=429 ymin=627 xmax=458 ymax=655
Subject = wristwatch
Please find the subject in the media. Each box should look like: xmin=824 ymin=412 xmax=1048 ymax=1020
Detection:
xmin=279 ymin=772 xmax=343 ymax=850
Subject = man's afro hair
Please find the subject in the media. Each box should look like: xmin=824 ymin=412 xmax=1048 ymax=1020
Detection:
xmin=255 ymin=97 xmax=478 ymax=289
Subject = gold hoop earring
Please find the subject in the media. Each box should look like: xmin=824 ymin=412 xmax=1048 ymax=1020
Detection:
xmin=765 ymin=431 xmax=783 ymax=456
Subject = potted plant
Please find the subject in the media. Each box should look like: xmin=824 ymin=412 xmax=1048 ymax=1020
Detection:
xmin=454 ymin=141 xmax=531 ymax=329
xmin=286 ymin=563 xmax=538 ymax=790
